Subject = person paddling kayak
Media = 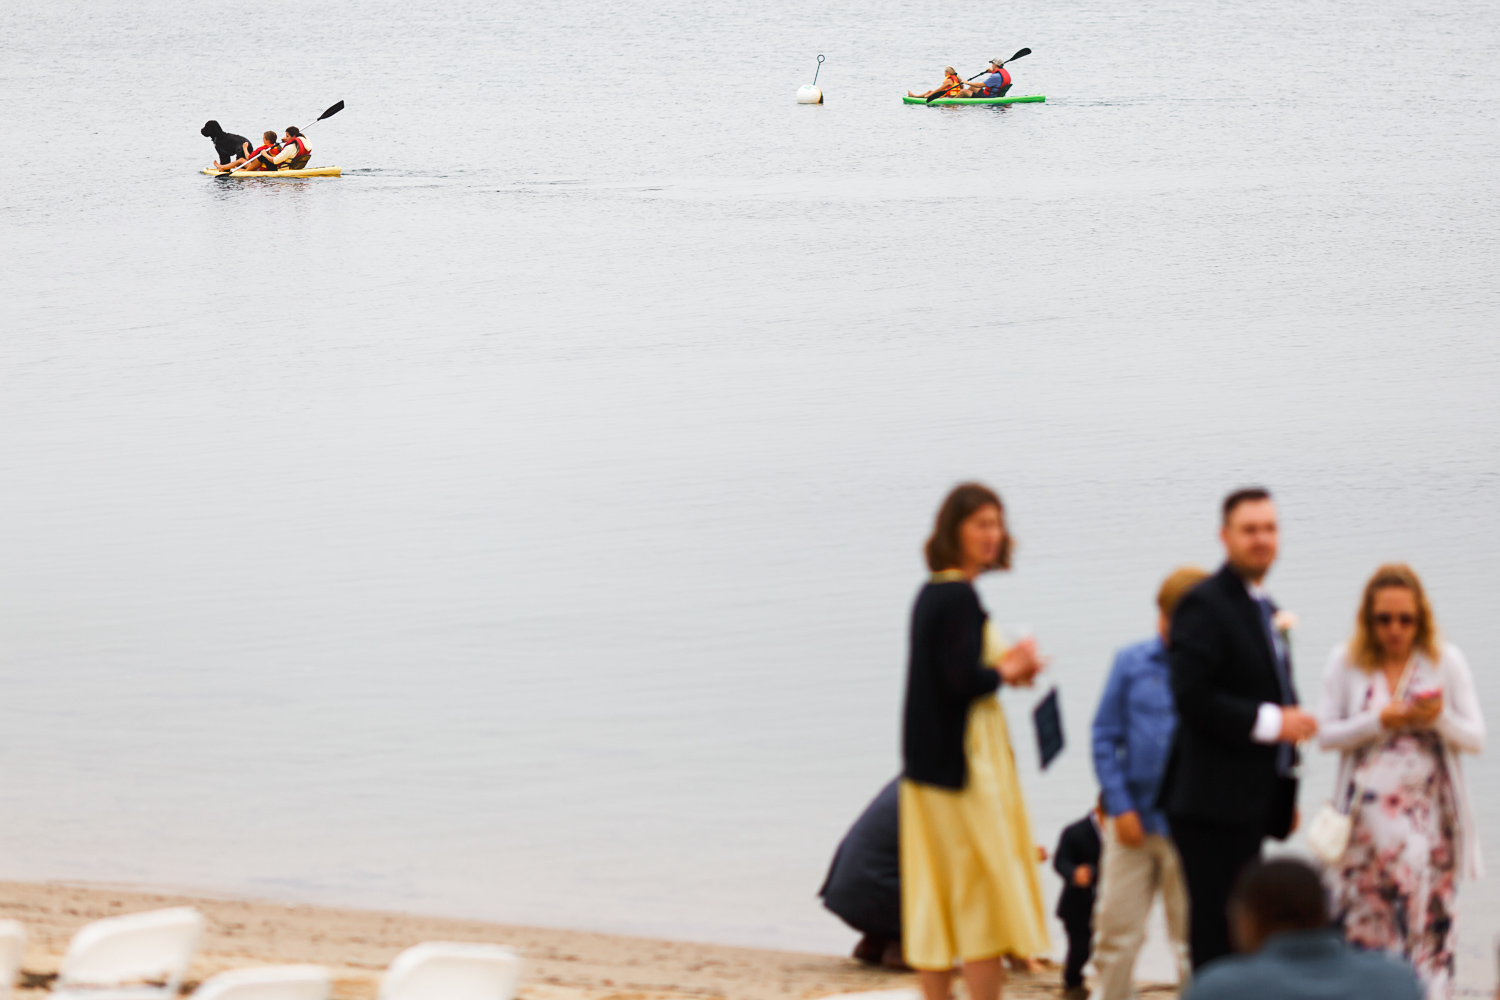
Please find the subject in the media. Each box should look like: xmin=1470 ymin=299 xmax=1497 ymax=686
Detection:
xmin=908 ymin=66 xmax=964 ymax=100
xmin=976 ymin=57 xmax=1013 ymax=97
xmin=201 ymin=120 xmax=253 ymax=169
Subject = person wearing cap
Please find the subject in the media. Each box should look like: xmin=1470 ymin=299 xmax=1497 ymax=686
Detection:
xmin=908 ymin=66 xmax=965 ymax=100
xmin=201 ymin=120 xmax=254 ymax=170
xmin=976 ymin=58 xmax=1013 ymax=97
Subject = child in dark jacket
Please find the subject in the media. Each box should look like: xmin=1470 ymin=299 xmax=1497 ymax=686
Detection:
xmin=1054 ymin=800 xmax=1104 ymax=999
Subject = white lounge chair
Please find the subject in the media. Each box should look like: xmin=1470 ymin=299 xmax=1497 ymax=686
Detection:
xmin=378 ymin=943 xmax=520 ymax=1000
xmin=54 ymin=906 xmax=204 ymax=1000
xmin=191 ymin=966 xmax=331 ymax=1000
xmin=0 ymin=919 xmax=25 ymax=1000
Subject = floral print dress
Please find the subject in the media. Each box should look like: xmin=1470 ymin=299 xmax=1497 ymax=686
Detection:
xmin=1331 ymin=727 xmax=1459 ymax=1000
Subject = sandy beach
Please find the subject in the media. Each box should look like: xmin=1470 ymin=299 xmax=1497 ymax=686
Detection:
xmin=0 ymin=881 xmax=1130 ymax=1000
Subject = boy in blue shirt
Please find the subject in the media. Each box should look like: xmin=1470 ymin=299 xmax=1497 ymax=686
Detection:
xmin=1089 ymin=567 xmax=1207 ymax=999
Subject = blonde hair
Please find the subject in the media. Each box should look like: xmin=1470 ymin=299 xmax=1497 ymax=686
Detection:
xmin=944 ymin=66 xmax=957 ymax=76
xmin=1157 ymin=566 xmax=1209 ymax=618
xmin=1350 ymin=563 xmax=1439 ymax=669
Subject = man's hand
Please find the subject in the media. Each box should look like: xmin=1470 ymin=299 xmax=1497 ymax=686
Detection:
xmin=1072 ymin=864 xmax=1093 ymax=888
xmin=1113 ymin=810 xmax=1146 ymax=849
xmin=1278 ymin=706 xmax=1318 ymax=742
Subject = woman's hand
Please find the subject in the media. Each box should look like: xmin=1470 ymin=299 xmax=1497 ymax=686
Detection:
xmin=1408 ymin=693 xmax=1443 ymax=729
xmin=998 ymin=637 xmax=1044 ymax=687
xmin=1379 ymin=701 xmax=1413 ymax=730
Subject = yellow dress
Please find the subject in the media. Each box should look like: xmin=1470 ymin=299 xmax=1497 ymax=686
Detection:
xmin=900 ymin=606 xmax=1050 ymax=970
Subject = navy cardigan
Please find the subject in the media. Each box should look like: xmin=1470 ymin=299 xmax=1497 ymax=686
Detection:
xmin=901 ymin=580 xmax=1002 ymax=789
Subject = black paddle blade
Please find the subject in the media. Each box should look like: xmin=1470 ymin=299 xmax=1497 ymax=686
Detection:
xmin=1008 ymin=47 xmax=1031 ymax=62
xmin=317 ymin=100 xmax=345 ymax=121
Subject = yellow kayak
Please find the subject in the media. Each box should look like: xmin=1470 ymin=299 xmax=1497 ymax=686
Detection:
xmin=201 ymin=166 xmax=342 ymax=178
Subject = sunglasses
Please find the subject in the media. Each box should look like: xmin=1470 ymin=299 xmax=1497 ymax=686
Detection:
xmin=1374 ymin=613 xmax=1416 ymax=627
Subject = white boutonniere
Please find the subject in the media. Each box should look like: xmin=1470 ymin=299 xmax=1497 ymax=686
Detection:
xmin=1273 ymin=610 xmax=1299 ymax=636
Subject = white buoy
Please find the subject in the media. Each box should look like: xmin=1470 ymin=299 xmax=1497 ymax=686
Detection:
xmin=797 ymin=54 xmax=825 ymax=104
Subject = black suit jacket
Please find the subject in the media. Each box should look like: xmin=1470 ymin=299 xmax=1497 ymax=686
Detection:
xmin=1158 ymin=563 xmax=1298 ymax=836
xmin=1053 ymin=814 xmax=1102 ymax=923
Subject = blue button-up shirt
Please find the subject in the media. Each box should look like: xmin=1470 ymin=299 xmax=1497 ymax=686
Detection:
xmin=1091 ymin=636 xmax=1176 ymax=835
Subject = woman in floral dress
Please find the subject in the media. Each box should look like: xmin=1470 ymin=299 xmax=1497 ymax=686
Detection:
xmin=1318 ymin=564 xmax=1486 ymax=999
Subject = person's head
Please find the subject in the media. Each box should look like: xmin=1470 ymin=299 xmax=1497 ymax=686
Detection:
xmin=924 ymin=482 xmax=1012 ymax=577
xmin=1229 ymin=858 xmax=1329 ymax=954
xmin=201 ymin=120 xmax=222 ymax=138
xmin=1157 ymin=565 xmax=1209 ymax=642
xmin=990 ymin=58 xmax=1004 ymax=70
xmin=1220 ymin=487 xmax=1278 ymax=583
xmin=1351 ymin=563 xmax=1438 ymax=668
xmin=944 ymin=66 xmax=957 ymax=77
xmin=263 ymin=130 xmax=278 ymax=145
xmin=284 ymin=126 xmax=302 ymax=139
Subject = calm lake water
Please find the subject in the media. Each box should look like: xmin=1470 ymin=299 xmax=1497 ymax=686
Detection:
xmin=3 ymin=0 xmax=1498 ymax=989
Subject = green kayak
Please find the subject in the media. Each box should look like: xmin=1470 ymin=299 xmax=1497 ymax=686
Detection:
xmin=902 ymin=94 xmax=1045 ymax=106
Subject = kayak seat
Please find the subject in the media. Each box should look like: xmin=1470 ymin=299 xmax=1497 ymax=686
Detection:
xmin=281 ymin=153 xmax=312 ymax=170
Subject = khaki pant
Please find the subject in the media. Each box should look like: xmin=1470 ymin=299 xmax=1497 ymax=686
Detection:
xmin=1089 ymin=822 xmax=1190 ymax=999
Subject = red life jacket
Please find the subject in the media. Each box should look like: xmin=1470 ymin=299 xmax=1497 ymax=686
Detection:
xmin=285 ymin=135 xmax=310 ymax=158
xmin=250 ymin=142 xmax=280 ymax=158
xmin=999 ymin=66 xmax=1012 ymax=86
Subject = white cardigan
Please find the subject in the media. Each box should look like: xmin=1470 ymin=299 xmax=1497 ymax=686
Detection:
xmin=1317 ymin=641 xmax=1486 ymax=879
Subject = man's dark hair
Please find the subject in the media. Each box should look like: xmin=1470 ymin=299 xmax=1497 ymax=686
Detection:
xmin=1222 ymin=487 xmax=1272 ymax=524
xmin=201 ymin=120 xmax=222 ymax=137
xmin=1231 ymin=858 xmax=1328 ymax=935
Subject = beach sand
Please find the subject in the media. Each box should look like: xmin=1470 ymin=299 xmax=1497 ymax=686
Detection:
xmin=0 ymin=881 xmax=1147 ymax=1000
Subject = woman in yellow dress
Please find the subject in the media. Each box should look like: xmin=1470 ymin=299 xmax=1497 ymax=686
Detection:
xmin=900 ymin=483 xmax=1050 ymax=1000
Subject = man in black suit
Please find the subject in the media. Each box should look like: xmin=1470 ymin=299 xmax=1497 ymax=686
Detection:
xmin=1159 ymin=488 xmax=1319 ymax=970
xmin=1054 ymin=800 xmax=1104 ymax=999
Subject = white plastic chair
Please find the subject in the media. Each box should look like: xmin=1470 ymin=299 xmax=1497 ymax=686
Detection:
xmin=191 ymin=966 xmax=331 ymax=1000
xmin=0 ymin=919 xmax=25 ymax=1000
xmin=54 ymin=906 xmax=205 ymax=1000
xmin=378 ymin=943 xmax=520 ymax=1000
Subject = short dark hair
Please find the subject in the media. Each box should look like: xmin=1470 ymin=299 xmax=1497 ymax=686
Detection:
xmin=924 ymin=482 xmax=1012 ymax=572
xmin=1222 ymin=487 xmax=1272 ymax=524
xmin=1231 ymin=858 xmax=1328 ymax=934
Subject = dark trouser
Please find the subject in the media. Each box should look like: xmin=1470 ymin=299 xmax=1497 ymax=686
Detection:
xmin=1062 ymin=912 xmax=1093 ymax=988
xmin=1168 ymin=815 xmax=1264 ymax=969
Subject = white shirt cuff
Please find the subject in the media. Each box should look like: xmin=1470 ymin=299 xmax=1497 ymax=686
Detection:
xmin=1252 ymin=703 xmax=1283 ymax=744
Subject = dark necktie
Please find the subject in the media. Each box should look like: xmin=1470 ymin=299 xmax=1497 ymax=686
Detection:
xmin=1255 ymin=596 xmax=1296 ymax=776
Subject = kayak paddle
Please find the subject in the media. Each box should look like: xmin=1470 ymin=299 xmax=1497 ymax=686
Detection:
xmin=215 ymin=100 xmax=344 ymax=176
xmin=299 ymin=100 xmax=345 ymax=132
xmin=925 ymin=48 xmax=1030 ymax=102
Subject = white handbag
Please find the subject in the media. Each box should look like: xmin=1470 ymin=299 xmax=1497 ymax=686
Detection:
xmin=1307 ymin=799 xmax=1355 ymax=865
xmin=1307 ymin=661 xmax=1414 ymax=866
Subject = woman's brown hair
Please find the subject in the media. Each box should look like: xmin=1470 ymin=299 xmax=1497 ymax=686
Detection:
xmin=924 ymin=482 xmax=1012 ymax=572
xmin=1350 ymin=562 xmax=1440 ymax=669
